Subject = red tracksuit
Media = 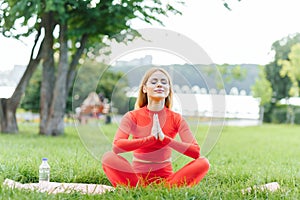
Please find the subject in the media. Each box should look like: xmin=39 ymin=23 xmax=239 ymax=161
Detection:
xmin=102 ymin=106 xmax=209 ymax=187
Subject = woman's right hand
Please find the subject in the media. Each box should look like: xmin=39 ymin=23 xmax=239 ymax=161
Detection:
xmin=151 ymin=114 xmax=159 ymax=139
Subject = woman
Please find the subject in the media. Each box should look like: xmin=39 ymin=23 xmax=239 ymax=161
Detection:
xmin=102 ymin=67 xmax=209 ymax=187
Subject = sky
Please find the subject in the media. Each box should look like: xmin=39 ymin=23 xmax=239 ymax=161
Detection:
xmin=1 ymin=0 xmax=300 ymax=70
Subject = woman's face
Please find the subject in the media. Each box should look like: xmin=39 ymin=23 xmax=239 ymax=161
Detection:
xmin=143 ymin=71 xmax=170 ymax=101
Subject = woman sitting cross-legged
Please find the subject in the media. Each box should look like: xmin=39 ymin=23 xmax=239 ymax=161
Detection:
xmin=102 ymin=67 xmax=210 ymax=187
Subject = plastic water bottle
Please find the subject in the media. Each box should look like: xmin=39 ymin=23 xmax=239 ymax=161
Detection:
xmin=39 ymin=158 xmax=50 ymax=184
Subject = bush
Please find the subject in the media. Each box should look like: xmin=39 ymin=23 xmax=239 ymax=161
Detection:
xmin=294 ymin=109 xmax=300 ymax=124
xmin=271 ymin=107 xmax=287 ymax=124
xmin=271 ymin=104 xmax=300 ymax=124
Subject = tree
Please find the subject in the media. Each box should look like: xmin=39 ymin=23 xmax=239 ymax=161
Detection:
xmin=206 ymin=64 xmax=247 ymax=90
xmin=0 ymin=14 xmax=43 ymax=133
xmin=278 ymin=43 xmax=300 ymax=97
xmin=251 ymin=65 xmax=273 ymax=123
xmin=265 ymin=33 xmax=300 ymax=101
xmin=264 ymin=33 xmax=300 ymax=122
xmin=70 ymin=60 xmax=129 ymax=115
xmin=96 ymin=69 xmax=129 ymax=114
xmin=278 ymin=43 xmax=300 ymax=124
xmin=0 ymin=0 xmax=183 ymax=135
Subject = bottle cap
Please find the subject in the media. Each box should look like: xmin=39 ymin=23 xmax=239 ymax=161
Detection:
xmin=42 ymin=158 xmax=48 ymax=161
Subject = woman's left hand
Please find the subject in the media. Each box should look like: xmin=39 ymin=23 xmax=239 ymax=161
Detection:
xmin=154 ymin=114 xmax=165 ymax=141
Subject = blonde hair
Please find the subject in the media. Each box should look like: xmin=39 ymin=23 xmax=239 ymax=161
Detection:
xmin=134 ymin=67 xmax=173 ymax=110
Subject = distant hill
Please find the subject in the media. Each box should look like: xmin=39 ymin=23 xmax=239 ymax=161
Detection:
xmin=109 ymin=63 xmax=259 ymax=95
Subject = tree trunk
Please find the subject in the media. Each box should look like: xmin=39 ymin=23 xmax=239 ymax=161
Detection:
xmin=39 ymin=52 xmax=55 ymax=134
xmin=39 ymin=17 xmax=88 ymax=136
xmin=0 ymin=61 xmax=41 ymax=133
xmin=39 ymin=12 xmax=56 ymax=135
xmin=0 ymin=27 xmax=43 ymax=133
xmin=44 ymin=23 xmax=69 ymax=136
xmin=0 ymin=99 xmax=18 ymax=133
xmin=259 ymin=105 xmax=264 ymax=125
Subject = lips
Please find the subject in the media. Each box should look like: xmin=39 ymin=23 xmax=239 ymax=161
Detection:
xmin=154 ymin=88 xmax=164 ymax=93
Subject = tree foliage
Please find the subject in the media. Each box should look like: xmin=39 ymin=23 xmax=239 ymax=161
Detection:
xmin=278 ymin=43 xmax=300 ymax=97
xmin=217 ymin=64 xmax=247 ymax=81
xmin=262 ymin=33 xmax=300 ymax=123
xmin=70 ymin=60 xmax=129 ymax=114
xmin=251 ymin=66 xmax=273 ymax=106
xmin=265 ymin=33 xmax=300 ymax=101
xmin=210 ymin=64 xmax=247 ymax=90
xmin=96 ymin=68 xmax=129 ymax=114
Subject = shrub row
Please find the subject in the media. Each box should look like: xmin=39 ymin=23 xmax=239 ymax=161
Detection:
xmin=270 ymin=105 xmax=300 ymax=124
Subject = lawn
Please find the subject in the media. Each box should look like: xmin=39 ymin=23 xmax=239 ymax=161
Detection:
xmin=0 ymin=121 xmax=299 ymax=199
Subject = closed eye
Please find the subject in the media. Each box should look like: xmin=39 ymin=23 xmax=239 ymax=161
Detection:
xmin=149 ymin=78 xmax=168 ymax=85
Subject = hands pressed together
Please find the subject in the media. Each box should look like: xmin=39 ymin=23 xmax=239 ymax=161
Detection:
xmin=151 ymin=114 xmax=165 ymax=141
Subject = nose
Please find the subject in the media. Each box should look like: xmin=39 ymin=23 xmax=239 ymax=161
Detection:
xmin=156 ymin=82 xmax=164 ymax=87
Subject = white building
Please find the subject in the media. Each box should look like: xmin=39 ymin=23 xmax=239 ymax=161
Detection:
xmin=126 ymin=86 xmax=261 ymax=120
xmin=0 ymin=65 xmax=26 ymax=98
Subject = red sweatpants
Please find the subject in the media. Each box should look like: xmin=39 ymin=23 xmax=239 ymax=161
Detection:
xmin=101 ymin=151 xmax=210 ymax=187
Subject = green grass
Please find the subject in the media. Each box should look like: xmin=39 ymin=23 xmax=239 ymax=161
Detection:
xmin=1 ymin=122 xmax=300 ymax=199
